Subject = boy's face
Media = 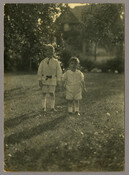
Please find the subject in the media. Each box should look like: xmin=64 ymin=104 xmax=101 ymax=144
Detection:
xmin=69 ymin=61 xmax=78 ymax=72
xmin=47 ymin=48 xmax=53 ymax=58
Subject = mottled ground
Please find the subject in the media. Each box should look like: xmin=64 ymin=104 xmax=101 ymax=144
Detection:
xmin=4 ymin=72 xmax=124 ymax=172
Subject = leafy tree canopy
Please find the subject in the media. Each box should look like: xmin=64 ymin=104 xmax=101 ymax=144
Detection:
xmin=4 ymin=3 xmax=65 ymax=71
xmin=82 ymin=4 xmax=124 ymax=49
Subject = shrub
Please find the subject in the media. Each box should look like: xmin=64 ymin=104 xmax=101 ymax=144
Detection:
xmin=80 ymin=60 xmax=96 ymax=71
xmin=80 ymin=57 xmax=124 ymax=73
xmin=98 ymin=58 xmax=124 ymax=73
xmin=60 ymin=49 xmax=72 ymax=69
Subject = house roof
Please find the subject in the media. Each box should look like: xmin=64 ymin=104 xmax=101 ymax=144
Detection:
xmin=56 ymin=8 xmax=81 ymax=24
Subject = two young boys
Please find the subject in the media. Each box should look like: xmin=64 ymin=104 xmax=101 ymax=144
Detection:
xmin=38 ymin=44 xmax=86 ymax=115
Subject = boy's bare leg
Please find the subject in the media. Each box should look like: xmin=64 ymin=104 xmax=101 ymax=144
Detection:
xmin=50 ymin=93 xmax=56 ymax=111
xmin=68 ymin=100 xmax=73 ymax=114
xmin=42 ymin=93 xmax=47 ymax=111
xmin=74 ymin=100 xmax=80 ymax=115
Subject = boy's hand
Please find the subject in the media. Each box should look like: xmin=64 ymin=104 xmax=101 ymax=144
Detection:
xmin=57 ymin=81 xmax=61 ymax=91
xmin=57 ymin=81 xmax=62 ymax=87
xmin=39 ymin=80 xmax=43 ymax=88
xmin=83 ymin=87 xmax=87 ymax=95
xmin=84 ymin=87 xmax=87 ymax=93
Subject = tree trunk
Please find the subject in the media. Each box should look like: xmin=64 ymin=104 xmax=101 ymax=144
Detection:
xmin=29 ymin=58 xmax=32 ymax=72
xmin=94 ymin=42 xmax=97 ymax=61
xmin=117 ymin=41 xmax=124 ymax=59
xmin=82 ymin=40 xmax=86 ymax=56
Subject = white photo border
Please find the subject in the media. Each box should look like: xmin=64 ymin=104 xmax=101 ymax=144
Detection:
xmin=0 ymin=0 xmax=129 ymax=175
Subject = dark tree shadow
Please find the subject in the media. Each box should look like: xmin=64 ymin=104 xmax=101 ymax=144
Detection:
xmin=4 ymin=114 xmax=67 ymax=145
xmin=4 ymin=111 xmax=43 ymax=129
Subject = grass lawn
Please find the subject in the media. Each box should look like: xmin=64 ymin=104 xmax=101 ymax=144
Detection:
xmin=4 ymin=72 xmax=124 ymax=172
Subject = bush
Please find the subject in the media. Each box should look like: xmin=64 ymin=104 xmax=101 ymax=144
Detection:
xmin=98 ymin=58 xmax=124 ymax=73
xmin=80 ymin=60 xmax=96 ymax=71
xmin=80 ymin=57 xmax=124 ymax=73
xmin=60 ymin=49 xmax=72 ymax=69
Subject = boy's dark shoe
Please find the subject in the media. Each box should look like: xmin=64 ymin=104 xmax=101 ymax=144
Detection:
xmin=50 ymin=108 xmax=57 ymax=112
xmin=68 ymin=112 xmax=73 ymax=115
xmin=75 ymin=111 xmax=80 ymax=116
xmin=42 ymin=108 xmax=46 ymax=112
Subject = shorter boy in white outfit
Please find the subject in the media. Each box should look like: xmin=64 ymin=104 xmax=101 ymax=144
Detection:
xmin=62 ymin=57 xmax=86 ymax=115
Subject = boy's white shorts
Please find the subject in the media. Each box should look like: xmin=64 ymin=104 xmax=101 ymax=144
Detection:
xmin=66 ymin=85 xmax=82 ymax=100
xmin=42 ymin=85 xmax=56 ymax=94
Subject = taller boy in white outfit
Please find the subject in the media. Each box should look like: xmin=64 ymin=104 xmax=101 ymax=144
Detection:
xmin=38 ymin=44 xmax=62 ymax=111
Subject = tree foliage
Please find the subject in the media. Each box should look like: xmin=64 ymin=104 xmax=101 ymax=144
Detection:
xmin=81 ymin=4 xmax=124 ymax=58
xmin=4 ymin=4 xmax=124 ymax=72
xmin=4 ymin=3 xmax=64 ymax=72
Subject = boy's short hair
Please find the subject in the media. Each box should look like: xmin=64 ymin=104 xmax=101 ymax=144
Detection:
xmin=69 ymin=57 xmax=80 ymax=64
xmin=46 ymin=44 xmax=55 ymax=53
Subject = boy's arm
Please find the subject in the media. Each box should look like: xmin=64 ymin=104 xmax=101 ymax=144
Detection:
xmin=62 ymin=72 xmax=67 ymax=90
xmin=82 ymin=81 xmax=87 ymax=93
xmin=56 ymin=61 xmax=62 ymax=86
xmin=37 ymin=61 xmax=43 ymax=88
xmin=82 ymin=73 xmax=87 ymax=93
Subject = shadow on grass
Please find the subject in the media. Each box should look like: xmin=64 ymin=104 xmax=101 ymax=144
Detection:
xmin=4 ymin=111 xmax=43 ymax=129
xmin=4 ymin=114 xmax=67 ymax=145
xmin=4 ymin=86 xmax=40 ymax=101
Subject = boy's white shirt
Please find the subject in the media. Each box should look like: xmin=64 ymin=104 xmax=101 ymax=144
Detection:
xmin=38 ymin=57 xmax=62 ymax=85
xmin=62 ymin=69 xmax=84 ymax=86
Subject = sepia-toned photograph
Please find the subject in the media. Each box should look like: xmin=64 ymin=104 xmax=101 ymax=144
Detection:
xmin=4 ymin=2 xmax=125 ymax=172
